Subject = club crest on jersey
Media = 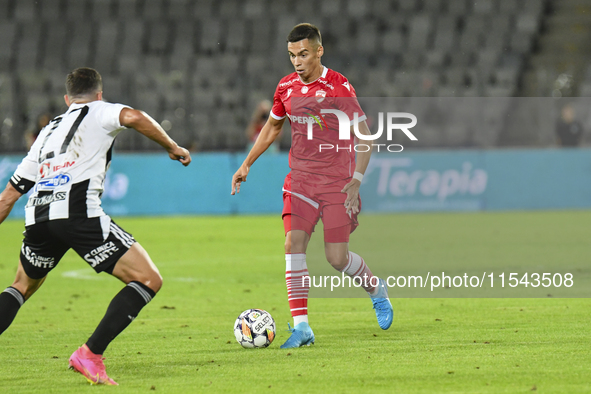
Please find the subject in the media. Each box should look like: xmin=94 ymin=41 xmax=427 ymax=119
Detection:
xmin=315 ymin=90 xmax=326 ymax=103
xmin=39 ymin=162 xmax=50 ymax=178
xmin=301 ymin=86 xmax=309 ymax=94
xmin=287 ymin=88 xmax=293 ymax=98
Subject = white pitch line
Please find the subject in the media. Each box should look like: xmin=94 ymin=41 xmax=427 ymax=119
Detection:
xmin=61 ymin=269 xmax=104 ymax=281
xmin=61 ymin=269 xmax=211 ymax=283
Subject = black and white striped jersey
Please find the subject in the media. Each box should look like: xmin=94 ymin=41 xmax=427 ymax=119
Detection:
xmin=10 ymin=101 xmax=130 ymax=226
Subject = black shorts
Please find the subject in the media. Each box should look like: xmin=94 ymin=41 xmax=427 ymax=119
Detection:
xmin=20 ymin=216 xmax=136 ymax=280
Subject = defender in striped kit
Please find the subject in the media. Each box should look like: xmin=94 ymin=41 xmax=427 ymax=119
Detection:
xmin=0 ymin=68 xmax=191 ymax=385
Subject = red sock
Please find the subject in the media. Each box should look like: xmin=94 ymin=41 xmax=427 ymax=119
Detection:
xmin=285 ymin=253 xmax=309 ymax=324
xmin=341 ymin=251 xmax=378 ymax=295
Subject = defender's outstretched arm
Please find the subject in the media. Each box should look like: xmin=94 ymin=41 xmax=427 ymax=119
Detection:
xmin=120 ymin=108 xmax=191 ymax=166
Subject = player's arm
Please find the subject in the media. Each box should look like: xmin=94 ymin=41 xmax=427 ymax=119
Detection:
xmin=119 ymin=108 xmax=191 ymax=166
xmin=0 ymin=183 xmax=25 ymax=225
xmin=0 ymin=142 xmax=38 ymax=224
xmin=231 ymin=115 xmax=285 ymax=195
xmin=341 ymin=121 xmax=373 ymax=215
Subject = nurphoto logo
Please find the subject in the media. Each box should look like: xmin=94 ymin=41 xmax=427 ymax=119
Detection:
xmin=306 ymin=109 xmax=418 ymax=153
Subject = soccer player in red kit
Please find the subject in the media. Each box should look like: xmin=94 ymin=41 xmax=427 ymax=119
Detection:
xmin=231 ymin=23 xmax=393 ymax=348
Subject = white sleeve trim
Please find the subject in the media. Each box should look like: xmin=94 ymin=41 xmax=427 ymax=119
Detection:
xmin=270 ymin=110 xmax=286 ymax=120
xmin=349 ymin=114 xmax=367 ymax=126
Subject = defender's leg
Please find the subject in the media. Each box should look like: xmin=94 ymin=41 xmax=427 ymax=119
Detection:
xmin=0 ymin=260 xmax=46 ymax=335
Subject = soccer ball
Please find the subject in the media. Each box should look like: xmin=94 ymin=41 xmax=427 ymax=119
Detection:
xmin=234 ymin=309 xmax=276 ymax=348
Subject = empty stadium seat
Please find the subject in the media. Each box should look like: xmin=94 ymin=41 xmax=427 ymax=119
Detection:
xmin=0 ymin=0 xmax=552 ymax=152
xmin=14 ymin=0 xmax=36 ymax=20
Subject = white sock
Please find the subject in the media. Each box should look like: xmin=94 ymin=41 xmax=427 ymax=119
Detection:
xmin=293 ymin=314 xmax=309 ymax=326
xmin=286 ymin=253 xmax=310 ymax=326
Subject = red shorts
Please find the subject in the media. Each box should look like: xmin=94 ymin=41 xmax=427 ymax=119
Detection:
xmin=282 ymin=171 xmax=360 ymax=243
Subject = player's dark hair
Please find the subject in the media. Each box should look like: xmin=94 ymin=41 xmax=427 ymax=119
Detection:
xmin=66 ymin=67 xmax=103 ymax=98
xmin=287 ymin=23 xmax=322 ymax=46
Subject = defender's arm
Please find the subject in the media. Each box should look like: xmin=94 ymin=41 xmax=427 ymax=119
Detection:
xmin=120 ymin=108 xmax=191 ymax=166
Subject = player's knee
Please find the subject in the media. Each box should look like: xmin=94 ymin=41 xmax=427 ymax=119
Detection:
xmin=286 ymin=231 xmax=308 ymax=254
xmin=12 ymin=268 xmax=45 ymax=301
xmin=325 ymin=250 xmax=348 ymax=271
xmin=134 ymin=270 xmax=162 ymax=294
xmin=147 ymin=271 xmax=163 ymax=293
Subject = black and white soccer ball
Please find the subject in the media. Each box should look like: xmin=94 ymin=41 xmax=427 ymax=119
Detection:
xmin=234 ymin=309 xmax=276 ymax=348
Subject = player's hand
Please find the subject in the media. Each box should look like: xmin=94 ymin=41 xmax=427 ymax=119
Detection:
xmin=341 ymin=179 xmax=361 ymax=216
xmin=231 ymin=164 xmax=250 ymax=195
xmin=168 ymin=146 xmax=191 ymax=166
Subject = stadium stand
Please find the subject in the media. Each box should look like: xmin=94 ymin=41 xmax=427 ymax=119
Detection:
xmin=0 ymin=0 xmax=586 ymax=153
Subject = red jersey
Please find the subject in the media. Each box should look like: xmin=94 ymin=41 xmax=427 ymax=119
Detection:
xmin=271 ymin=66 xmax=366 ymax=179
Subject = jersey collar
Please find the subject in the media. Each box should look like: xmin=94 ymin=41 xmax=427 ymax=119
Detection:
xmin=299 ymin=66 xmax=328 ymax=85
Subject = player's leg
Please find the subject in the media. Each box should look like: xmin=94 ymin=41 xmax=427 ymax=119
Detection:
xmin=322 ymin=202 xmax=393 ymax=330
xmin=84 ymin=242 xmax=161 ymax=356
xmin=69 ymin=242 xmax=160 ymax=386
xmin=67 ymin=217 xmax=159 ymax=385
xmin=109 ymin=242 xmax=162 ymax=292
xmin=0 ymin=260 xmax=46 ymax=335
xmin=324 ymin=238 xmax=377 ymax=294
xmin=324 ymin=235 xmax=393 ymax=330
xmin=280 ymin=189 xmax=318 ymax=348
xmin=282 ymin=227 xmax=316 ymax=348
xmin=1 ymin=222 xmax=68 ymax=336
xmin=285 ymin=228 xmax=311 ymax=325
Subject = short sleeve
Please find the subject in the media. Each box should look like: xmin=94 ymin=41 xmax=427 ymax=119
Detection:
xmin=270 ymin=83 xmax=286 ymax=120
xmin=335 ymin=80 xmax=366 ymax=126
xmin=95 ymin=102 xmax=131 ymax=132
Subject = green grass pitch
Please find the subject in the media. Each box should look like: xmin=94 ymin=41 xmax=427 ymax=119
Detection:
xmin=0 ymin=212 xmax=589 ymax=393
